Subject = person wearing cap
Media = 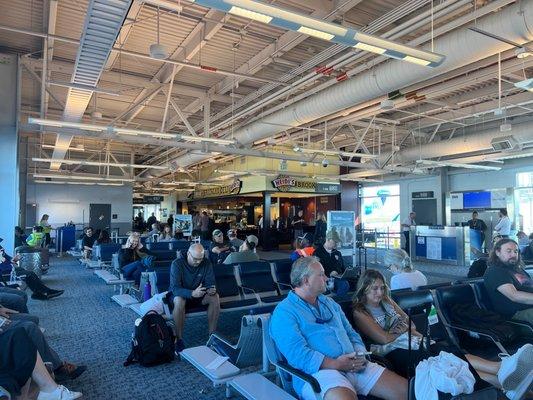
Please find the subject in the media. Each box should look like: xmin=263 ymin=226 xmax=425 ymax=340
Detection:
xmin=210 ymin=229 xmax=231 ymax=264
xmin=170 ymin=243 xmax=219 ymax=354
xmin=290 ymin=233 xmax=315 ymax=262
xmin=314 ymin=230 xmax=346 ymax=278
xmin=227 ymin=229 xmax=244 ymax=252
xmin=223 ymin=235 xmax=260 ymax=265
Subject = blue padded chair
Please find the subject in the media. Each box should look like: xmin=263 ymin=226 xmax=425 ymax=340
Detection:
xmin=237 ymin=261 xmax=285 ymax=304
xmin=270 ymin=259 xmax=293 ymax=294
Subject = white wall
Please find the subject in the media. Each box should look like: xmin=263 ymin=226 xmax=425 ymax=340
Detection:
xmin=26 ymin=183 xmax=133 ymax=234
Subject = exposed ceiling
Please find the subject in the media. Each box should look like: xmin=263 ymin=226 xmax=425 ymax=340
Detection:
xmin=1 ymin=0 xmax=532 ymax=195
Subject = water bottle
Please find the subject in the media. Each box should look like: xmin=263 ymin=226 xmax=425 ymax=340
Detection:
xmin=143 ymin=280 xmax=152 ymax=302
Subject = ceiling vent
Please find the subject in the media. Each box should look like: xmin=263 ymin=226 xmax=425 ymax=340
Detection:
xmin=490 ymin=135 xmax=518 ymax=151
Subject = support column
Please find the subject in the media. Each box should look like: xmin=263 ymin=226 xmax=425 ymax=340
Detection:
xmin=440 ymin=167 xmax=449 ymax=225
xmin=0 ymin=54 xmax=20 ymax=253
xmin=261 ymin=191 xmax=272 ymax=250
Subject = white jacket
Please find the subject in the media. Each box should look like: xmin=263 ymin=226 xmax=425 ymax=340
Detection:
xmin=415 ymin=351 xmax=475 ymax=400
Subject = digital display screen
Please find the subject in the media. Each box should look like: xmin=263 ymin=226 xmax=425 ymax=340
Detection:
xmin=463 ymin=191 xmax=491 ymax=209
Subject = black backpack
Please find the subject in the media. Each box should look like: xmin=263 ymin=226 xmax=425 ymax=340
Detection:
xmin=124 ymin=311 xmax=175 ymax=367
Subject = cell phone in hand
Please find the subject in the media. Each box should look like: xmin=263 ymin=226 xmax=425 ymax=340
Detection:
xmin=0 ymin=316 xmax=10 ymax=329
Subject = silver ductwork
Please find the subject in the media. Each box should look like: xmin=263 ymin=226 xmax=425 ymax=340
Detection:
xmin=172 ymin=1 xmax=533 ymax=168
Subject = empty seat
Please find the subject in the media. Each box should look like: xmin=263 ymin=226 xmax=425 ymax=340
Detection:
xmin=169 ymin=241 xmax=190 ymax=251
xmin=94 ymin=243 xmax=121 ymax=263
xmin=145 ymin=242 xmax=172 ymax=251
xmin=237 ymin=261 xmax=285 ymax=304
xmin=271 ymin=259 xmax=293 ymax=293
xmin=213 ymin=265 xmax=258 ymax=310
xmin=149 ymin=249 xmax=178 ymax=261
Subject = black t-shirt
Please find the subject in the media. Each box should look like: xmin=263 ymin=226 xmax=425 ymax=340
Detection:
xmin=467 ymin=219 xmax=487 ymax=232
xmin=314 ymin=245 xmax=345 ymax=277
xmin=82 ymin=235 xmax=96 ymax=249
xmin=484 ymin=265 xmax=533 ymax=316
xmin=292 ymin=215 xmax=304 ymax=229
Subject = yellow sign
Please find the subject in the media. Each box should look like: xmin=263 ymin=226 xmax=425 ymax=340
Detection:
xmin=194 ymin=179 xmax=242 ymax=198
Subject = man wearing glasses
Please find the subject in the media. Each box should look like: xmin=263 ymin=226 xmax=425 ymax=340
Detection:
xmin=270 ymin=257 xmax=407 ymax=400
xmin=169 ymin=243 xmax=220 ymax=355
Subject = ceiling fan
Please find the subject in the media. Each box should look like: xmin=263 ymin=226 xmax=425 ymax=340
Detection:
xmin=469 ymin=27 xmax=532 ymax=58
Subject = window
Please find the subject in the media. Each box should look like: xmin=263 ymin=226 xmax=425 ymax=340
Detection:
xmin=516 ymin=172 xmax=533 ymax=234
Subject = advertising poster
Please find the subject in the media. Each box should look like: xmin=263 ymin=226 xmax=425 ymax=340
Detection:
xmin=174 ymin=214 xmax=193 ymax=236
xmin=327 ymin=211 xmax=356 ymax=261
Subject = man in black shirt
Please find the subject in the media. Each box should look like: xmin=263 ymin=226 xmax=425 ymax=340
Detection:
xmin=484 ymin=238 xmax=533 ymax=323
xmin=467 ymin=211 xmax=487 ymax=250
xmin=313 ymin=230 xmax=350 ymax=295
xmin=210 ymin=229 xmax=231 ymax=264
xmin=292 ymin=210 xmax=305 ymax=240
xmin=81 ymin=227 xmax=95 ymax=260
xmin=169 ymin=243 xmax=219 ymax=354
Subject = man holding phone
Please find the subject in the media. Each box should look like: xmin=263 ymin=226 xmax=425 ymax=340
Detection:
xmin=169 ymin=243 xmax=220 ymax=355
xmin=270 ymin=257 xmax=407 ymax=400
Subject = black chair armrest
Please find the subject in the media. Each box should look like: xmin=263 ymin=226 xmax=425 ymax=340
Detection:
xmin=277 ymin=360 xmax=321 ymax=394
xmin=240 ymin=285 xmax=262 ymax=303
xmin=277 ymin=282 xmax=293 ymax=290
xmin=207 ymin=331 xmax=236 ymax=348
xmin=448 ymin=322 xmax=500 ymax=342
xmin=505 ymin=319 xmax=533 ymax=334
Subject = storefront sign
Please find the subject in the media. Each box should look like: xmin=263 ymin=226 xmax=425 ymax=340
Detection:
xmin=271 ymin=175 xmax=316 ymax=192
xmin=412 ymin=191 xmax=434 ymax=199
xmin=316 ymin=182 xmax=341 ymax=193
xmin=193 ymin=179 xmax=242 ymax=198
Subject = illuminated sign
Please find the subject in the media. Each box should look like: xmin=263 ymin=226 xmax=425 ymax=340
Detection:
xmin=271 ymin=175 xmax=316 ymax=192
xmin=193 ymin=179 xmax=242 ymax=198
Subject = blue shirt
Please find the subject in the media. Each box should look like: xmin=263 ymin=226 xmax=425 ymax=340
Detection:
xmin=270 ymin=291 xmax=366 ymax=396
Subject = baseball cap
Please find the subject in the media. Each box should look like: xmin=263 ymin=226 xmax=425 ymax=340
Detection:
xmin=246 ymin=235 xmax=259 ymax=246
xmin=212 ymin=229 xmax=223 ymax=237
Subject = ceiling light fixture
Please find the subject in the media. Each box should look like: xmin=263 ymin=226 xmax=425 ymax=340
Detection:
xmin=28 ymin=118 xmax=236 ymax=146
xmin=515 ymin=47 xmax=533 ymax=59
xmin=33 ymin=173 xmax=135 ymax=182
xmin=184 ymin=0 xmax=444 ymax=67
xmin=416 ymin=159 xmax=501 ymax=171
xmin=34 ymin=180 xmax=125 ymax=186
xmin=298 ymin=148 xmax=378 ymax=159
xmin=31 ymin=158 xmax=169 ymax=170
xmin=514 ymin=78 xmax=533 ymax=92
xmin=149 ymin=6 xmax=168 ymax=59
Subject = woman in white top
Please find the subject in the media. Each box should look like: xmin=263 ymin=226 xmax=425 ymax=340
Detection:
xmin=494 ymin=208 xmax=511 ymax=238
xmin=384 ymin=248 xmax=428 ymax=290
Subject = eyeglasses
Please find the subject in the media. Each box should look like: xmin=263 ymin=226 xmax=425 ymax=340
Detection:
xmin=188 ymin=252 xmax=204 ymax=262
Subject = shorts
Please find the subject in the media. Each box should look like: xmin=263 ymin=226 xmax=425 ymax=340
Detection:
xmin=300 ymin=362 xmax=385 ymax=400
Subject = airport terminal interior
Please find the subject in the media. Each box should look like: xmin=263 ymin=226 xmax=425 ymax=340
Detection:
xmin=0 ymin=0 xmax=532 ymax=399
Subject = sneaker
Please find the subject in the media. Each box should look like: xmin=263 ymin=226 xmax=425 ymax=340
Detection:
xmin=54 ymin=362 xmax=87 ymax=382
xmin=47 ymin=290 xmax=64 ymax=299
xmin=175 ymin=339 xmax=186 ymax=356
xmin=498 ymin=344 xmax=533 ymax=391
xmin=31 ymin=292 xmax=49 ymax=300
xmin=37 ymin=385 xmax=82 ymax=400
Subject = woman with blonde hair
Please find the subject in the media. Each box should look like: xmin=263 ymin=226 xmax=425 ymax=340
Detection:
xmin=158 ymin=224 xmax=173 ymax=242
xmin=118 ymin=233 xmax=153 ymax=285
xmin=314 ymin=211 xmax=327 ymax=245
xmin=351 ymin=269 xmax=532 ymax=390
xmin=384 ymin=248 xmax=427 ymax=290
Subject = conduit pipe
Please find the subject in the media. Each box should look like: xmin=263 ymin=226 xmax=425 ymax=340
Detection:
xmin=171 ymin=2 xmax=533 ymax=168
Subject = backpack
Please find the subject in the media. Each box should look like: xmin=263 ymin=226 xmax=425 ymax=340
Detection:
xmin=124 ymin=311 xmax=175 ymax=367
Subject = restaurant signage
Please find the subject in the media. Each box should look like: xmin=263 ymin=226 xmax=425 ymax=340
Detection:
xmin=271 ymin=175 xmax=316 ymax=192
xmin=193 ymin=179 xmax=242 ymax=198
xmin=143 ymin=195 xmax=164 ymax=204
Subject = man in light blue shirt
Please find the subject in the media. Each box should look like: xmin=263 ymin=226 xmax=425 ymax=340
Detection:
xmin=270 ymin=256 xmax=407 ymax=400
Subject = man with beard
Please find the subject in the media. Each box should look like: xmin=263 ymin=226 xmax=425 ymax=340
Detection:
xmin=484 ymin=238 xmax=533 ymax=323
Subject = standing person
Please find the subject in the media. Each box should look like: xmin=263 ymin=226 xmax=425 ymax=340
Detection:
xmin=384 ymin=248 xmax=427 ymax=290
xmin=200 ymin=211 xmax=210 ymax=240
xmin=467 ymin=211 xmax=488 ymax=250
xmin=292 ymin=210 xmax=305 ymax=241
xmin=494 ymin=208 xmax=511 ymax=238
xmin=314 ymin=212 xmax=327 ymax=245
xmin=146 ymin=213 xmax=157 ymax=228
xmin=167 ymin=214 xmax=174 ymax=230
xmin=169 ymin=244 xmax=220 ymax=354
xmin=270 ymin=257 xmax=408 ymax=400
xmin=401 ymin=212 xmax=416 ymax=255
xmin=39 ymin=215 xmax=52 ymax=247
xmin=483 ymin=238 xmax=533 ymax=323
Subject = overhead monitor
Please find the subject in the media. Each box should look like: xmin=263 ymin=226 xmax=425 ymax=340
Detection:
xmin=463 ymin=191 xmax=491 ymax=209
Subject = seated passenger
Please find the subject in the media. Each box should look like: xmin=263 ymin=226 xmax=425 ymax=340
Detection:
xmin=227 ymin=229 xmax=243 ymax=252
xmin=484 ymin=238 xmax=533 ymax=323
xmin=521 ymin=233 xmax=533 ymax=262
xmin=210 ymin=229 xmax=231 ymax=264
xmin=290 ymin=233 xmax=315 ymax=262
xmin=352 ymin=269 xmax=533 ymax=391
xmin=81 ymin=227 xmax=95 ymax=260
xmin=26 ymin=226 xmax=44 ymax=248
xmin=158 ymin=224 xmax=173 ymax=242
xmin=118 ymin=233 xmax=154 ymax=285
xmin=146 ymin=223 xmax=160 ymax=241
xmin=169 ymin=244 xmax=220 ymax=354
xmin=14 ymin=226 xmax=27 ymax=248
xmin=0 ymin=327 xmax=82 ymax=400
xmin=0 ymin=240 xmax=63 ymax=300
xmin=384 ymin=248 xmax=427 ymax=290
xmin=314 ymin=230 xmax=349 ymax=295
xmin=223 ymin=235 xmax=260 ymax=265
xmin=94 ymin=230 xmax=111 ymax=245
xmin=270 ymin=257 xmax=407 ymax=400
xmin=0 ymin=306 xmax=86 ymax=384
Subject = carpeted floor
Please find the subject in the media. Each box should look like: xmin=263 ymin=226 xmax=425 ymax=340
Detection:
xmin=29 ymin=256 xmax=247 ymax=400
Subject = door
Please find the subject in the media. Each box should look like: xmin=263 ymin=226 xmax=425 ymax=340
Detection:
xmin=25 ymin=204 xmax=37 ymax=228
xmin=412 ymin=199 xmax=437 ymax=226
xmin=89 ymin=203 xmax=111 ymax=233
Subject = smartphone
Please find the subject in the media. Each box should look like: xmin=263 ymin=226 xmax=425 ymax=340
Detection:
xmin=0 ymin=316 xmax=10 ymax=329
xmin=355 ymin=351 xmax=372 ymax=357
